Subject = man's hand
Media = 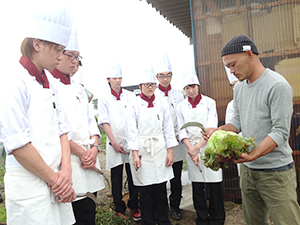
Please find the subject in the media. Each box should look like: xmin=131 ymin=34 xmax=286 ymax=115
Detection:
xmin=57 ymin=187 xmax=76 ymax=203
xmin=111 ymin=142 xmax=127 ymax=155
xmin=192 ymin=154 xmax=201 ymax=166
xmin=188 ymin=146 xmax=200 ymax=159
xmin=165 ymin=151 xmax=174 ymax=167
xmin=51 ymin=170 xmax=73 ymax=198
xmin=201 ymin=128 xmax=218 ymax=141
xmin=133 ymin=153 xmax=141 ymax=170
xmin=81 ymin=147 xmax=98 ymax=170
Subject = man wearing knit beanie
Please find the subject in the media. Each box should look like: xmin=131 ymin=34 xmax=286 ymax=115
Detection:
xmin=203 ymin=34 xmax=300 ymax=225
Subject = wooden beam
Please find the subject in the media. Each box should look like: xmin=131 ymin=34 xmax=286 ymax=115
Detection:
xmin=202 ymin=0 xmax=222 ymax=23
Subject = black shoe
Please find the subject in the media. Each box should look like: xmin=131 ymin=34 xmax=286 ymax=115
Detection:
xmin=0 ymin=196 xmax=3 ymax=203
xmin=171 ymin=208 xmax=182 ymax=220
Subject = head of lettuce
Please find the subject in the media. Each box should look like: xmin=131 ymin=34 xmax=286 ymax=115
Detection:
xmin=201 ymin=130 xmax=256 ymax=171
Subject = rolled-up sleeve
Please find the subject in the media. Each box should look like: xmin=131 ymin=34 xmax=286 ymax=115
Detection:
xmin=0 ymin=77 xmax=32 ymax=154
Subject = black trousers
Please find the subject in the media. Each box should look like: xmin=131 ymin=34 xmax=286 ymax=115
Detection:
xmin=139 ymin=182 xmax=171 ymax=225
xmin=192 ymin=182 xmax=225 ymax=225
xmin=169 ymin=160 xmax=183 ymax=209
xmin=72 ymin=192 xmax=97 ymax=225
xmin=111 ymin=163 xmax=139 ymax=213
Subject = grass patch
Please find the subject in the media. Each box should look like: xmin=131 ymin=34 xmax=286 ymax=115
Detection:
xmin=0 ymin=162 xmax=5 ymax=223
xmin=95 ymin=202 xmax=132 ymax=225
xmin=99 ymin=130 xmax=107 ymax=149
xmin=0 ymin=205 xmax=6 ymax=223
xmin=182 ymin=159 xmax=188 ymax=170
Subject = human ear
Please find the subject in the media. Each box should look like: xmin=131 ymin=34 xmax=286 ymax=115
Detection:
xmin=32 ymin=39 xmax=42 ymax=52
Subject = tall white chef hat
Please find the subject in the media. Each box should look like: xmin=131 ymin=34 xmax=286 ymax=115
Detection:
xmin=182 ymin=72 xmax=200 ymax=89
xmin=139 ymin=65 xmax=156 ymax=84
xmin=224 ymin=66 xmax=238 ymax=84
xmin=65 ymin=25 xmax=79 ymax=52
xmin=23 ymin=0 xmax=74 ymax=47
xmin=154 ymin=52 xmax=172 ymax=75
xmin=107 ymin=60 xmax=123 ymax=78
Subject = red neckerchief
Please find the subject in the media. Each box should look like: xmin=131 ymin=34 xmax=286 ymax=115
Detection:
xmin=50 ymin=68 xmax=70 ymax=85
xmin=158 ymin=84 xmax=171 ymax=96
xmin=188 ymin=93 xmax=202 ymax=108
xmin=19 ymin=56 xmax=49 ymax=88
xmin=111 ymin=87 xmax=122 ymax=100
xmin=140 ymin=92 xmax=155 ymax=108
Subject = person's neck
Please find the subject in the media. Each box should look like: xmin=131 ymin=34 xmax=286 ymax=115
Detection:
xmin=62 ymin=71 xmax=69 ymax=77
xmin=112 ymin=86 xmax=121 ymax=94
xmin=161 ymin=84 xmax=170 ymax=89
xmin=30 ymin=57 xmax=43 ymax=72
xmin=248 ymin=64 xmax=266 ymax=84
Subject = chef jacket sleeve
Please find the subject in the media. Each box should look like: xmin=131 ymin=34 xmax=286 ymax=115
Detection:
xmin=175 ymin=89 xmax=185 ymax=105
xmin=225 ymin=100 xmax=234 ymax=124
xmin=88 ymin=103 xmax=100 ymax=138
xmin=126 ymin=98 xmax=139 ymax=151
xmin=176 ymin=101 xmax=189 ymax=142
xmin=161 ymin=98 xmax=178 ymax=148
xmin=205 ymin=98 xmax=218 ymax=128
xmin=0 ymin=76 xmax=32 ymax=154
xmin=98 ymin=93 xmax=110 ymax=125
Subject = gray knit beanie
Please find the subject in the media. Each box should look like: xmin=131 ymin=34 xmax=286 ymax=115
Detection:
xmin=221 ymin=35 xmax=259 ymax=57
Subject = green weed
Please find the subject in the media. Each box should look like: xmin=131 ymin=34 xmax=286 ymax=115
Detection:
xmin=95 ymin=202 xmax=132 ymax=225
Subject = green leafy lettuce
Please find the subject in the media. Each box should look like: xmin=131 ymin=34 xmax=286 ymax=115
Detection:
xmin=201 ymin=130 xmax=256 ymax=171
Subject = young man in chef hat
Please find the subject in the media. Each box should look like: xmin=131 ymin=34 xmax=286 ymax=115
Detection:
xmin=98 ymin=60 xmax=141 ymax=221
xmin=49 ymin=25 xmax=105 ymax=225
xmin=154 ymin=53 xmax=186 ymax=220
xmin=0 ymin=2 xmax=76 ymax=224
xmin=126 ymin=65 xmax=178 ymax=224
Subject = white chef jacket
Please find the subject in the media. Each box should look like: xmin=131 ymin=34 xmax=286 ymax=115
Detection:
xmin=155 ymin=88 xmax=184 ymax=106
xmin=225 ymin=100 xmax=234 ymax=124
xmin=98 ymin=89 xmax=136 ymax=169
xmin=98 ymin=89 xmax=136 ymax=127
xmin=177 ymin=95 xmax=218 ymax=142
xmin=0 ymin=63 xmax=75 ymax=225
xmin=177 ymin=95 xmax=222 ymax=183
xmin=48 ymin=74 xmax=105 ymax=197
xmin=0 ymin=65 xmax=68 ymax=157
xmin=126 ymin=96 xmax=178 ymax=151
xmin=155 ymin=88 xmax=186 ymax=162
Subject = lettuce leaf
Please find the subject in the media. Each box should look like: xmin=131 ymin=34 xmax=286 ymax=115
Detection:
xmin=201 ymin=130 xmax=256 ymax=171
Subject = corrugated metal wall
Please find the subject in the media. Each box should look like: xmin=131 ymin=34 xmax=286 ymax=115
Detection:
xmin=191 ymin=0 xmax=300 ymax=203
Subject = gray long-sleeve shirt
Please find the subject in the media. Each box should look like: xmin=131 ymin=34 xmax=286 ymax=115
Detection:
xmin=230 ymin=68 xmax=294 ymax=169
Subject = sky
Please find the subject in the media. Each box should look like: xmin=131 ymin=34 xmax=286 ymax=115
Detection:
xmin=0 ymin=0 xmax=193 ymax=99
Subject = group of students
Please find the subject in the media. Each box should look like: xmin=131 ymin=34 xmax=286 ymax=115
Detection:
xmin=1 ymin=2 xmax=300 ymax=225
xmin=98 ymin=58 xmax=226 ymax=225
xmin=0 ymin=5 xmax=104 ymax=225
